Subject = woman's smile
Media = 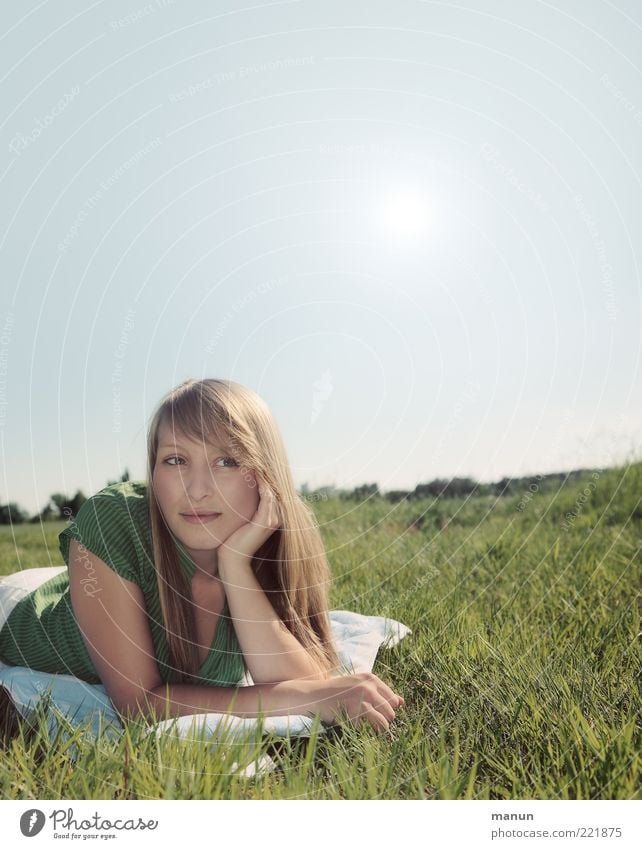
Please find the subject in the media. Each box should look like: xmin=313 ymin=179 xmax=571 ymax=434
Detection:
xmin=180 ymin=512 xmax=222 ymax=524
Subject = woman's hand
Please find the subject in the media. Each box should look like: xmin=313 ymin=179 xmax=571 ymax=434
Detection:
xmin=218 ymin=474 xmax=282 ymax=563
xmin=307 ymin=671 xmax=405 ymax=734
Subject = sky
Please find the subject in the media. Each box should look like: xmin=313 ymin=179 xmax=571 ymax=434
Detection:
xmin=1 ymin=0 xmax=641 ymax=515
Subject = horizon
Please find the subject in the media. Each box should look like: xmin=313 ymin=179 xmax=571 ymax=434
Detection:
xmin=6 ymin=455 xmax=639 ymax=519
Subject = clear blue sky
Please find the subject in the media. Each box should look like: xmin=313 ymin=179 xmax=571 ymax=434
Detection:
xmin=1 ymin=0 xmax=641 ymax=515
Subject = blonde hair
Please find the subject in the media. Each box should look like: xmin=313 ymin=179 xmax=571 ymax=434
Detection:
xmin=146 ymin=378 xmax=343 ymax=683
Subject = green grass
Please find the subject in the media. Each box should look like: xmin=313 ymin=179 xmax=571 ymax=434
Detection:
xmin=1 ymin=462 xmax=640 ymax=799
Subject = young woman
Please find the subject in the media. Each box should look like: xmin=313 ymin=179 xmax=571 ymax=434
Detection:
xmin=0 ymin=379 xmax=404 ymax=734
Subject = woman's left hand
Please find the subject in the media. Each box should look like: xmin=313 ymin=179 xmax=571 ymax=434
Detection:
xmin=218 ymin=475 xmax=283 ymax=563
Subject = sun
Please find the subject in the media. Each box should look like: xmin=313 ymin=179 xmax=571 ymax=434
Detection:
xmin=376 ymin=189 xmax=432 ymax=242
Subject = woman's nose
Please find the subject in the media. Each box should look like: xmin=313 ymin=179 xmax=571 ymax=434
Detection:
xmin=183 ymin=465 xmax=217 ymax=500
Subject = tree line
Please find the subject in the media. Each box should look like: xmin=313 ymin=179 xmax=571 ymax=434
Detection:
xmin=1 ymin=467 xmax=600 ymax=524
xmin=0 ymin=470 xmax=130 ymax=525
xmin=298 ymin=468 xmax=596 ymax=503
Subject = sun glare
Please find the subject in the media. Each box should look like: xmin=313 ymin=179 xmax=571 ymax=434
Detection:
xmin=377 ymin=189 xmax=432 ymax=242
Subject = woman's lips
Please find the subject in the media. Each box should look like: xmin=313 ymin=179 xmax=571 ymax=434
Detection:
xmin=180 ymin=512 xmax=222 ymax=524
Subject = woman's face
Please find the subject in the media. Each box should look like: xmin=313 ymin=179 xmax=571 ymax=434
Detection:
xmin=152 ymin=419 xmax=259 ymax=572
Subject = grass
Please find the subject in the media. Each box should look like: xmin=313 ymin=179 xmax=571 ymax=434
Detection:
xmin=0 ymin=461 xmax=640 ymax=799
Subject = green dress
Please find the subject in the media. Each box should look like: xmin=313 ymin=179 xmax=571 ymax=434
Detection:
xmin=0 ymin=481 xmax=246 ymax=687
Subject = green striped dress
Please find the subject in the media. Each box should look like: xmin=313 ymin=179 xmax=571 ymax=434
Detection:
xmin=0 ymin=481 xmax=247 ymax=687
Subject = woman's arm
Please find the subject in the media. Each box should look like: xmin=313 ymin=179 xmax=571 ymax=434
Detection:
xmin=69 ymin=542 xmax=403 ymax=732
xmin=131 ymin=678 xmax=319 ymax=723
xmin=218 ymin=553 xmax=328 ymax=684
xmin=68 ymin=541 xmax=322 ymax=719
xmin=215 ymin=475 xmax=331 ymax=684
xmin=137 ymin=672 xmax=404 ymax=734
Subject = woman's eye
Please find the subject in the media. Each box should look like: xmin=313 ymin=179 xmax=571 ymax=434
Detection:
xmin=219 ymin=457 xmax=239 ymax=468
xmin=164 ymin=456 xmax=238 ymax=467
xmin=164 ymin=456 xmax=184 ymax=466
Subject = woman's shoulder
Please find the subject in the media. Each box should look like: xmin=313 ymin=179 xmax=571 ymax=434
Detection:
xmin=84 ymin=480 xmax=150 ymax=523
xmin=93 ymin=479 xmax=148 ymax=505
xmin=58 ymin=480 xmax=151 ymax=583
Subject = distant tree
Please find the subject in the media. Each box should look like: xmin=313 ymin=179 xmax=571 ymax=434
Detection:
xmin=475 ymin=482 xmax=496 ymax=497
xmin=0 ymin=502 xmax=29 ymax=525
xmin=445 ymin=477 xmax=479 ymax=498
xmin=49 ymin=493 xmax=66 ymax=516
xmin=494 ymin=477 xmax=513 ymax=496
xmin=413 ymin=479 xmax=449 ymax=500
xmin=344 ymin=483 xmax=380 ymax=501
xmin=69 ymin=489 xmax=87 ymax=515
xmin=50 ymin=489 xmax=87 ymax=519
xmin=29 ymin=501 xmax=57 ymax=523
xmin=311 ymin=485 xmax=339 ymax=500
xmin=106 ymin=468 xmax=130 ymax=486
xmin=385 ymin=490 xmax=411 ymax=503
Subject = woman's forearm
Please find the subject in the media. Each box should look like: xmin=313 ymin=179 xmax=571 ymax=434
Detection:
xmin=218 ymin=555 xmax=326 ymax=683
xmin=125 ymin=678 xmax=320 ymax=723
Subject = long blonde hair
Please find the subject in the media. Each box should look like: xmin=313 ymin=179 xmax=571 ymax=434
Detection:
xmin=146 ymin=378 xmax=342 ymax=683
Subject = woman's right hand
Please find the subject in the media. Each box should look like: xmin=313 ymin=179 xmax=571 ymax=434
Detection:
xmin=308 ymin=671 xmax=405 ymax=733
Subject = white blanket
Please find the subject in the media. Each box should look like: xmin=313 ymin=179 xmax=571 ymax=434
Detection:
xmin=0 ymin=567 xmax=411 ymax=776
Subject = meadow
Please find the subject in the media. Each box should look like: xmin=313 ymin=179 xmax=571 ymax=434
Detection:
xmin=0 ymin=461 xmax=640 ymax=799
